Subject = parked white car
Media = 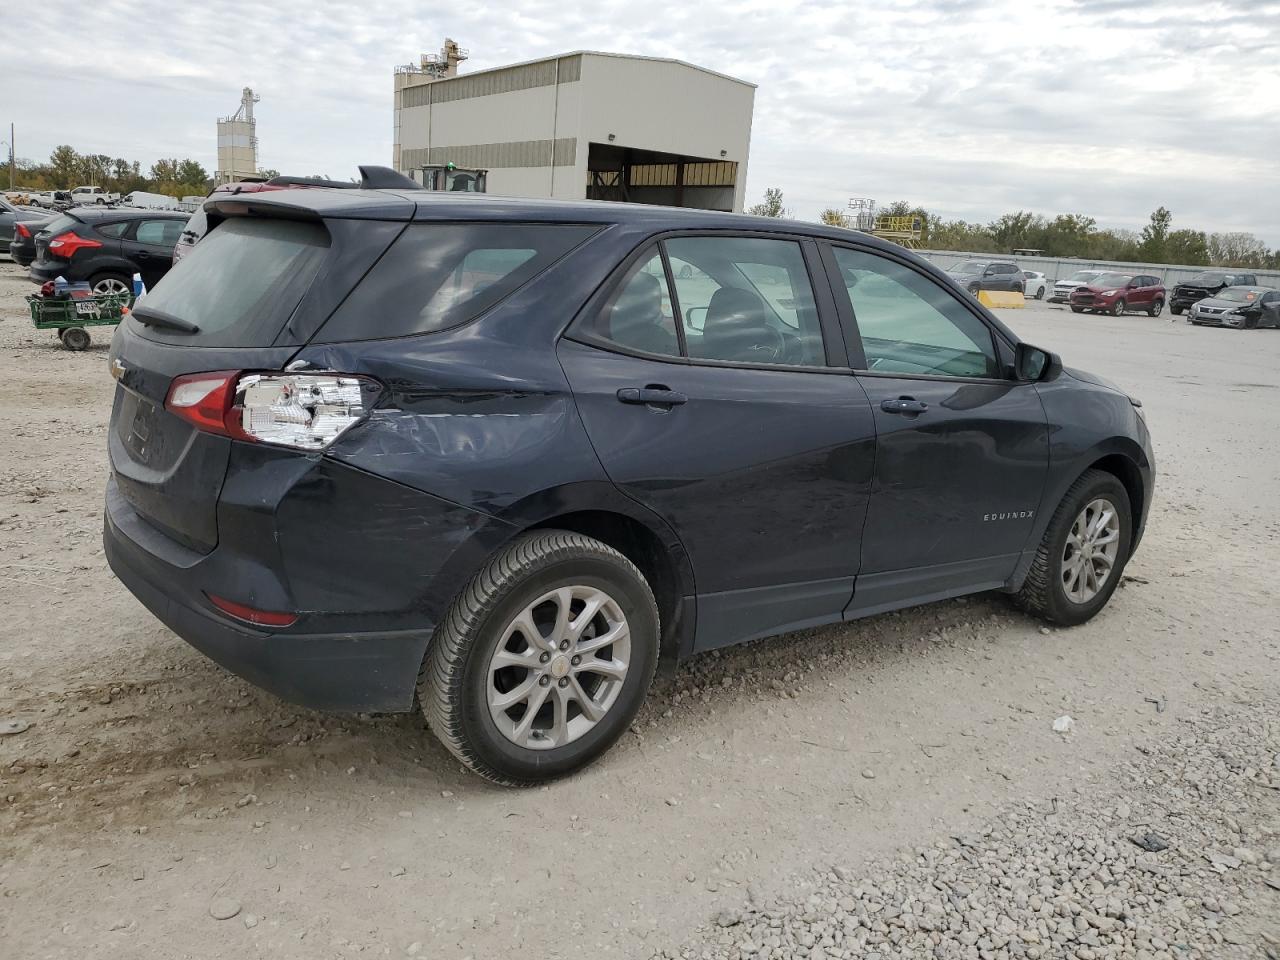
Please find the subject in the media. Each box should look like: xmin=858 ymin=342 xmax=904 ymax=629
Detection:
xmin=1050 ymin=269 xmax=1108 ymax=303
xmin=69 ymin=185 xmax=121 ymax=205
xmin=1022 ymin=271 xmax=1050 ymax=300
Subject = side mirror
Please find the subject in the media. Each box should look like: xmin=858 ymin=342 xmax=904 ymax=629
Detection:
xmin=1014 ymin=342 xmax=1061 ymax=382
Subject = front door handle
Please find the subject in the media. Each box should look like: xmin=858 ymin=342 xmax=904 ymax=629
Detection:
xmin=617 ymin=386 xmax=688 ymax=407
xmin=881 ymin=396 xmax=928 ymax=415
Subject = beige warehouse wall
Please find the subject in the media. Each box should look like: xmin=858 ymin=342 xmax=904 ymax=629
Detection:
xmin=578 ymin=55 xmax=754 ymax=211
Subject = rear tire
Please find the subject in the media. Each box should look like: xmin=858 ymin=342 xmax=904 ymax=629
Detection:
xmin=1034 ymin=286 xmax=1045 ymax=300
xmin=1148 ymin=297 xmax=1164 ymax=317
xmin=420 ymin=530 xmax=659 ymax=785
xmin=1012 ymin=469 xmax=1132 ymax=626
xmin=61 ymin=327 xmax=91 ymax=351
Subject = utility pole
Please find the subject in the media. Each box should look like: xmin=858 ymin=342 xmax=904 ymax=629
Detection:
xmin=8 ymin=123 xmax=13 ymax=191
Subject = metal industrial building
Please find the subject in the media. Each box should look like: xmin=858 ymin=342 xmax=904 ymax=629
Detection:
xmin=393 ymin=43 xmax=756 ymax=212
xmin=216 ymin=87 xmax=260 ymax=184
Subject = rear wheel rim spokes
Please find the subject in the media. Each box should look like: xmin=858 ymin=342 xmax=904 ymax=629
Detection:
xmin=94 ymin=278 xmax=129 ymax=296
xmin=1061 ymin=497 xmax=1121 ymax=604
xmin=487 ymin=585 xmax=631 ymax=750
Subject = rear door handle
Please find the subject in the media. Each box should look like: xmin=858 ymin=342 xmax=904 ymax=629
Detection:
xmin=617 ymin=387 xmax=688 ymax=407
xmin=881 ymin=397 xmax=928 ymax=415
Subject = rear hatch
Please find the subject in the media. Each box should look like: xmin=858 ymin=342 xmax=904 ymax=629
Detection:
xmin=32 ymin=212 xmax=82 ymax=265
xmin=107 ymin=200 xmax=409 ymax=554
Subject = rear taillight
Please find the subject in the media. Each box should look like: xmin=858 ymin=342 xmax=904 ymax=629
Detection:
xmin=15 ymin=222 xmax=31 ymax=239
xmin=165 ymin=371 xmax=378 ymax=450
xmin=46 ymin=230 xmax=103 ymax=257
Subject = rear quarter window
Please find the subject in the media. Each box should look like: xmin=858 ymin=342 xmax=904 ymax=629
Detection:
xmin=314 ymin=222 xmax=598 ymax=343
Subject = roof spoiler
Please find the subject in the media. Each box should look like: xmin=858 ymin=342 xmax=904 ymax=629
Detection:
xmin=357 ymin=165 xmax=424 ymax=190
xmin=265 ymin=175 xmax=358 ymax=189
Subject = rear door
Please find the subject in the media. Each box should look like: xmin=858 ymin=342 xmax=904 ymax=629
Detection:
xmin=823 ymin=243 xmax=1049 ymax=615
xmin=560 ymin=233 xmax=877 ymax=651
xmin=124 ymin=217 xmax=185 ymax=287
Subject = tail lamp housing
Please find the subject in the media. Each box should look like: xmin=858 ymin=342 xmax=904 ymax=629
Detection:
xmin=165 ymin=371 xmax=380 ymax=451
xmin=15 ymin=222 xmax=32 ymax=239
xmin=46 ymin=231 xmax=103 ymax=257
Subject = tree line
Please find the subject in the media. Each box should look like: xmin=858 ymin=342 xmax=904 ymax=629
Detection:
xmin=747 ymin=189 xmax=1277 ymax=271
xmin=0 ymin=145 xmax=280 ymax=200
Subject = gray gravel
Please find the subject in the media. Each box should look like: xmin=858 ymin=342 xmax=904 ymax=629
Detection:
xmin=655 ymin=699 xmax=1280 ymax=960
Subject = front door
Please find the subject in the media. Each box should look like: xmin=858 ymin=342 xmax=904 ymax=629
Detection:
xmin=825 ymin=244 xmax=1050 ymax=616
xmin=559 ymin=235 xmax=877 ymax=651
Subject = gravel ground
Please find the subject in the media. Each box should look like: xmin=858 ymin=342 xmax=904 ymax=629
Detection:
xmin=1 ymin=261 xmax=1277 ymax=959
xmin=657 ymin=700 xmax=1279 ymax=960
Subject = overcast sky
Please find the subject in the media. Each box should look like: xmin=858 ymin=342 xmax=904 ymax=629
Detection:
xmin=8 ymin=0 xmax=1279 ymax=242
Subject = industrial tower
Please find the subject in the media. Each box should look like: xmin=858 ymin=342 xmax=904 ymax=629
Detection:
xmin=216 ymin=87 xmax=260 ymax=184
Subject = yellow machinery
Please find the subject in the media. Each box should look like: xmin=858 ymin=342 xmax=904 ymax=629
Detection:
xmin=871 ymin=214 xmax=924 ymax=249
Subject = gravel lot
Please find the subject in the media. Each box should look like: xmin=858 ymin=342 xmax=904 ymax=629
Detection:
xmin=0 ymin=261 xmax=1276 ymax=959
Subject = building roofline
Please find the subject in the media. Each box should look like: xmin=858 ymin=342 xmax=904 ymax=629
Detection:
xmin=402 ymin=50 xmax=756 ymax=89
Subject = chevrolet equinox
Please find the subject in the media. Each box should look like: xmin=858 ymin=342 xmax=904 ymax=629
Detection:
xmin=104 ymin=180 xmax=1154 ymax=784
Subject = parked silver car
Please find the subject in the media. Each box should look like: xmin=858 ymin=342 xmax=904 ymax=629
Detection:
xmin=1050 ymin=269 xmax=1107 ymax=303
xmin=1187 ymin=286 xmax=1280 ymax=328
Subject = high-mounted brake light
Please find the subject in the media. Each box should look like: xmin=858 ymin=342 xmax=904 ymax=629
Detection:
xmin=206 ymin=593 xmax=298 ymax=628
xmin=46 ymin=231 xmax=103 ymax=257
xmin=165 ymin=371 xmax=378 ymax=450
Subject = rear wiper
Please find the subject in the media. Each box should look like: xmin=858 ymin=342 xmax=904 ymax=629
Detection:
xmin=132 ymin=305 xmax=200 ymax=334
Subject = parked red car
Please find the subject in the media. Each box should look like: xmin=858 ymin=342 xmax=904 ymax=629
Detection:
xmin=1069 ymin=273 xmax=1166 ymax=317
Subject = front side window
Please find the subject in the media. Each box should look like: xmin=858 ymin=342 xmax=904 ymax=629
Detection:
xmin=665 ymin=236 xmax=824 ymax=366
xmin=579 ymin=250 xmax=680 ymax=357
xmin=832 ymin=247 xmax=999 ymax=379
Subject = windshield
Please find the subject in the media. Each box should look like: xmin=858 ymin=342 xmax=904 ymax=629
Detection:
xmin=1066 ymin=270 xmax=1102 ymax=282
xmin=1188 ymin=272 xmax=1226 ymax=285
xmin=949 ymin=261 xmax=987 ymax=275
xmin=1217 ymin=287 xmax=1261 ymax=303
xmin=1091 ymin=273 xmax=1132 ymax=288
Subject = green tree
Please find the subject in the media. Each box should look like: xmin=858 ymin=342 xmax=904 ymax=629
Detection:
xmin=747 ymin=187 xmax=789 ymax=218
xmin=1208 ymin=232 xmax=1269 ymax=268
xmin=176 ymin=159 xmax=210 ymax=187
xmin=1138 ymin=207 xmax=1173 ymax=261
xmin=819 ymin=207 xmax=849 ymax=227
xmin=988 ymin=211 xmax=1041 ymax=251
xmin=48 ymin=145 xmax=80 ymax=187
xmin=1166 ymin=229 xmax=1209 ymax=266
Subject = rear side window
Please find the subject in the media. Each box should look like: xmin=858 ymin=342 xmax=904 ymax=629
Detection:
xmin=136 ymin=219 xmax=185 ymax=246
xmin=130 ymin=217 xmax=329 ymax=346
xmin=315 ymin=223 xmax=597 ymax=343
xmin=96 ymin=221 xmax=130 ymax=238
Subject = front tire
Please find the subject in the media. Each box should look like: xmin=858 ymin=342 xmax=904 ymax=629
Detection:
xmin=420 ymin=530 xmax=659 ymax=785
xmin=1013 ymin=469 xmax=1132 ymax=626
xmin=1171 ymin=305 xmax=1183 ymax=315
xmin=1111 ymin=298 xmax=1127 ymax=317
xmin=1070 ymin=306 xmax=1084 ymax=313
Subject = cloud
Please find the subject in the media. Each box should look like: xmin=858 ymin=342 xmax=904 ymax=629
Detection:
xmin=6 ymin=0 xmax=1278 ymax=242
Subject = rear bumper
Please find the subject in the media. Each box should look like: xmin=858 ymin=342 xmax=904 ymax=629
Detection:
xmin=29 ymin=259 xmax=72 ymax=283
xmin=103 ymin=478 xmax=432 ymax=713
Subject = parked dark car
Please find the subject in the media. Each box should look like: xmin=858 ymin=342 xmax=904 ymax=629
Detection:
xmin=0 ymin=197 xmax=55 ymax=257
xmin=945 ymin=259 xmax=1025 ymax=295
xmin=1187 ymin=286 xmax=1280 ymax=328
xmin=9 ymin=220 xmax=42 ymax=267
xmin=104 ymin=185 xmax=1154 ymax=784
xmin=1069 ymin=273 xmax=1166 ymax=317
xmin=29 ymin=208 xmax=189 ymax=294
xmin=1169 ymin=270 xmax=1258 ymax=315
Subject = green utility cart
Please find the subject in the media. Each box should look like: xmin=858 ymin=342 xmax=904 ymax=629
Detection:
xmin=26 ymin=292 xmax=133 ymax=351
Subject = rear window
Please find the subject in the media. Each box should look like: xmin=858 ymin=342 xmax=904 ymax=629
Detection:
xmin=40 ymin=214 xmax=80 ymax=237
xmin=130 ymin=217 xmax=329 ymax=347
xmin=314 ymin=223 xmax=597 ymax=343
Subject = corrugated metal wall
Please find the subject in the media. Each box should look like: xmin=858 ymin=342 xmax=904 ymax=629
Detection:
xmin=399 ymin=55 xmax=582 ymax=109
xmin=915 ymin=249 xmax=1280 ymax=289
xmin=400 ymin=138 xmax=577 ymax=170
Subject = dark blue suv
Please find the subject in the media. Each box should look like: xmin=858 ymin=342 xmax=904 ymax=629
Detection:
xmin=104 ymin=185 xmax=1153 ymax=784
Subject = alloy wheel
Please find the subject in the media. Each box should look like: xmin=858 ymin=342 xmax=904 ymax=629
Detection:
xmin=487 ymin=585 xmax=631 ymax=750
xmin=93 ymin=277 xmax=130 ymax=297
xmin=1061 ymin=498 xmax=1120 ymax=604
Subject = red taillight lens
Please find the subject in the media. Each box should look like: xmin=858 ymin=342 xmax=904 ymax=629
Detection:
xmin=15 ymin=222 xmax=31 ymax=239
xmin=165 ymin=371 xmax=240 ymax=436
xmin=46 ymin=230 xmax=103 ymax=257
xmin=206 ymin=593 xmax=298 ymax=628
